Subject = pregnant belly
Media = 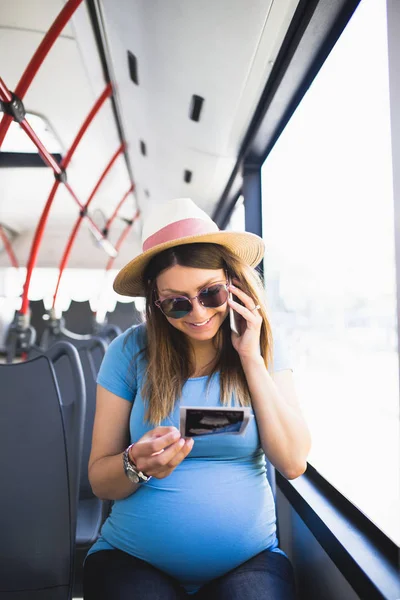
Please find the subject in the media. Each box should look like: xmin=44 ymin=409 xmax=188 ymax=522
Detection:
xmin=100 ymin=461 xmax=278 ymax=591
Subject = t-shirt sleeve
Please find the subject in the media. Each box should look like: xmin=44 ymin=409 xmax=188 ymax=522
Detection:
xmin=270 ymin=330 xmax=293 ymax=373
xmin=97 ymin=327 xmax=142 ymax=401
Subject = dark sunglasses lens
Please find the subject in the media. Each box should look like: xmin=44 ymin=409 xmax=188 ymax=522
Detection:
xmin=161 ymin=297 xmax=192 ymax=318
xmin=200 ymin=284 xmax=228 ymax=308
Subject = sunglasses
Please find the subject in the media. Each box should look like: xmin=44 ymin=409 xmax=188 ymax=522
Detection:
xmin=155 ymin=282 xmax=229 ymax=319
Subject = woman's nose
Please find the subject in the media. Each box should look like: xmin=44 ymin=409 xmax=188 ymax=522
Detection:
xmin=190 ymin=297 xmax=210 ymax=318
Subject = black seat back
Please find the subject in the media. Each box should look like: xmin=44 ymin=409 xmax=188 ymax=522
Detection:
xmin=71 ymin=337 xmax=108 ymax=499
xmin=40 ymin=333 xmax=107 ymax=499
xmin=63 ymin=300 xmax=94 ymax=334
xmin=0 ymin=342 xmax=86 ymax=600
xmin=105 ymin=300 xmax=143 ymax=332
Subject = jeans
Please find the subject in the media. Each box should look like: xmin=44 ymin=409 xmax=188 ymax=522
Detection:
xmin=83 ymin=548 xmax=297 ymax=599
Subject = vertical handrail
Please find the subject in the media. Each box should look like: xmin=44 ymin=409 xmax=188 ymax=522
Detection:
xmin=0 ymin=0 xmax=84 ymax=147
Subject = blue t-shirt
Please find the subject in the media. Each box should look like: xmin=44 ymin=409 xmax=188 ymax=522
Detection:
xmin=88 ymin=324 xmax=291 ymax=594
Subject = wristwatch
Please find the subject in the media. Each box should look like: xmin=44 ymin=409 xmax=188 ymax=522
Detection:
xmin=123 ymin=443 xmax=152 ymax=484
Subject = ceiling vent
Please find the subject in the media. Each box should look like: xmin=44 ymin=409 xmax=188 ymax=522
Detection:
xmin=189 ymin=95 xmax=204 ymax=122
xmin=184 ymin=170 xmax=192 ymax=183
xmin=127 ymin=51 xmax=139 ymax=85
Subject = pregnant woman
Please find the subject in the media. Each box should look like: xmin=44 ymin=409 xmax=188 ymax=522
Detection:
xmin=83 ymin=198 xmax=311 ymax=599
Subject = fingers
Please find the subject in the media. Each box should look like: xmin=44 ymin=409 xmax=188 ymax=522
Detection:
xmin=228 ymin=284 xmax=255 ymax=310
xmin=134 ymin=427 xmax=181 ymax=458
xmin=228 ymin=284 xmax=262 ymax=324
xmin=152 ymin=437 xmax=194 ymax=468
xmin=135 ymin=437 xmax=194 ymax=477
xmin=166 ymin=438 xmax=194 ymax=468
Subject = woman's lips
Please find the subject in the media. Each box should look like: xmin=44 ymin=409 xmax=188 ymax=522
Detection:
xmin=185 ymin=314 xmax=215 ymax=330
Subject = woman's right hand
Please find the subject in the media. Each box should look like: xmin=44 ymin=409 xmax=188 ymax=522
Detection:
xmin=129 ymin=427 xmax=194 ymax=479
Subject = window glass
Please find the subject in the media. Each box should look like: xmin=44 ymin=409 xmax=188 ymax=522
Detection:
xmin=261 ymin=0 xmax=399 ymax=544
xmin=224 ymin=196 xmax=245 ymax=232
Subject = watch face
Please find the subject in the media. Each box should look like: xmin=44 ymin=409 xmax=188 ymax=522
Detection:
xmin=131 ymin=472 xmax=140 ymax=484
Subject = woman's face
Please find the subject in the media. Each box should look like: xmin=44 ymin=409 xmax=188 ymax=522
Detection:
xmin=155 ymin=265 xmax=229 ymax=342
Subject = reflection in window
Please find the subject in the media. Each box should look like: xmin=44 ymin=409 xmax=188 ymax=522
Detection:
xmin=261 ymin=0 xmax=399 ymax=544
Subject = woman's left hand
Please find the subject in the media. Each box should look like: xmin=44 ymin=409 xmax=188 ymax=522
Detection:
xmin=228 ymin=280 xmax=262 ymax=360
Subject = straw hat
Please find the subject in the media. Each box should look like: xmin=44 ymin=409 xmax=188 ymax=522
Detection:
xmin=113 ymin=198 xmax=265 ymax=296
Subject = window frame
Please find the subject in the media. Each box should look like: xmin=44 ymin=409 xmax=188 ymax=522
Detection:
xmin=277 ymin=466 xmax=400 ymax=599
xmin=220 ymin=0 xmax=400 ymax=590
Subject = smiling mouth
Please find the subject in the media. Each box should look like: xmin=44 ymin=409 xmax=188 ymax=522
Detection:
xmin=185 ymin=315 xmax=214 ymax=327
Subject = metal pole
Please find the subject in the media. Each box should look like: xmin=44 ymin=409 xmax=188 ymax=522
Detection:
xmin=104 ymin=183 xmax=135 ymax=234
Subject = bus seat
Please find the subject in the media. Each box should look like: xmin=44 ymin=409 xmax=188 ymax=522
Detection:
xmin=96 ymin=323 xmax=122 ymax=343
xmin=105 ymin=300 xmax=143 ymax=332
xmin=73 ymin=337 xmax=109 ymax=548
xmin=43 ymin=334 xmax=109 ymax=548
xmin=40 ymin=323 xmax=121 ymax=349
xmin=0 ymin=341 xmax=85 ymax=600
xmin=63 ymin=299 xmax=95 ymax=335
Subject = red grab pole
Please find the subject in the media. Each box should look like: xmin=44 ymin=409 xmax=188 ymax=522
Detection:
xmin=52 ymin=144 xmax=125 ymax=308
xmin=20 ymin=84 xmax=113 ymax=315
xmin=105 ymin=209 xmax=140 ymax=271
xmin=104 ymin=183 xmax=135 ymax=233
xmin=85 ymin=144 xmax=125 ymax=211
xmin=0 ymin=225 xmax=19 ymax=268
xmin=0 ymin=0 xmax=84 ymax=147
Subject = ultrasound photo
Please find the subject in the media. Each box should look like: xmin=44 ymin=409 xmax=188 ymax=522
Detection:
xmin=180 ymin=407 xmax=251 ymax=437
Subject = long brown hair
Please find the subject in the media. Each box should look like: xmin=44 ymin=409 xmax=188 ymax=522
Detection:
xmin=138 ymin=242 xmax=273 ymax=424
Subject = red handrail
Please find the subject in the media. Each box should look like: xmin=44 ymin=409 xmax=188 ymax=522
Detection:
xmin=20 ymin=85 xmax=113 ymax=315
xmin=105 ymin=209 xmax=140 ymax=272
xmin=104 ymin=183 xmax=135 ymax=232
xmin=87 ymin=144 xmax=125 ymax=211
xmin=0 ymin=0 xmax=84 ymax=147
xmin=52 ymin=144 xmax=125 ymax=308
xmin=0 ymin=225 xmax=19 ymax=268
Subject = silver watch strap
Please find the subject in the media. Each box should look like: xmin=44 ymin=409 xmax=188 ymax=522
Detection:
xmin=124 ymin=443 xmax=152 ymax=483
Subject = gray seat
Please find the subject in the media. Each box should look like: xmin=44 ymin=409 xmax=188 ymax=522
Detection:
xmin=105 ymin=300 xmax=143 ymax=332
xmin=0 ymin=342 xmax=86 ymax=600
xmin=41 ymin=332 xmax=110 ymax=548
xmin=63 ymin=300 xmax=94 ymax=335
xmin=41 ymin=323 xmax=121 ymax=349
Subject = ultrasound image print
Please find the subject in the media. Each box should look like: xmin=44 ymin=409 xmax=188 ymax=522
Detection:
xmin=181 ymin=408 xmax=249 ymax=437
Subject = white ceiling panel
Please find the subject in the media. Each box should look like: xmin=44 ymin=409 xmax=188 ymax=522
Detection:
xmin=0 ymin=0 xmax=73 ymax=36
xmin=95 ymin=0 xmax=299 ymax=212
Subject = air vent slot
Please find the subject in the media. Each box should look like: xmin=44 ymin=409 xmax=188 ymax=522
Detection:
xmin=140 ymin=140 xmax=147 ymax=156
xmin=184 ymin=170 xmax=192 ymax=183
xmin=189 ymin=95 xmax=204 ymax=122
xmin=127 ymin=51 xmax=139 ymax=85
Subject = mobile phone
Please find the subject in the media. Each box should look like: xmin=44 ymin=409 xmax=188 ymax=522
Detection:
xmin=228 ymin=278 xmax=241 ymax=334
